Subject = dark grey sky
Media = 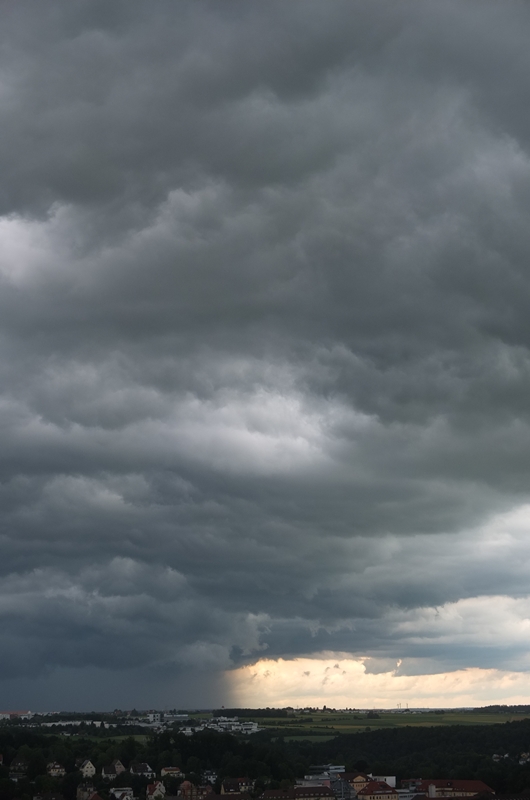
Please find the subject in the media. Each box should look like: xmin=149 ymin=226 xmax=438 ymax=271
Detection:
xmin=2 ymin=0 xmax=530 ymax=709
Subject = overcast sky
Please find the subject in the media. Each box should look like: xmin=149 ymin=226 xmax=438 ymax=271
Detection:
xmin=3 ymin=0 xmax=530 ymax=710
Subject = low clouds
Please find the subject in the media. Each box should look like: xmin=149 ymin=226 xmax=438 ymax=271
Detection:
xmin=1 ymin=0 xmax=530 ymax=706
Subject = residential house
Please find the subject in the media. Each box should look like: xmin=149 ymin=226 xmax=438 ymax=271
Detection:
xmin=110 ymin=789 xmax=135 ymax=800
xmin=179 ymin=781 xmax=214 ymax=800
xmin=112 ymin=759 xmax=126 ymax=775
xmin=9 ymin=758 xmax=29 ymax=781
xmin=77 ymin=784 xmax=97 ymax=800
xmin=47 ymin=762 xmax=66 ymax=778
xmin=162 ymin=767 xmax=184 ymax=779
xmin=78 ymin=760 xmax=96 ymax=779
xmin=222 ymin=779 xmax=255 ymax=795
xmin=357 ymin=782 xmax=399 ymax=800
xmin=103 ymin=764 xmax=119 ymax=781
xmin=131 ymin=762 xmax=156 ymax=780
xmin=147 ymin=782 xmax=167 ymax=799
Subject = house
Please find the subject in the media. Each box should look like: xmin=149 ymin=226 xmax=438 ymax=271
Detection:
xmin=222 ymin=780 xmax=255 ymax=795
xmin=339 ymin=775 xmax=371 ymax=794
xmin=357 ymin=782 xmax=399 ymax=800
xmin=47 ymin=762 xmax=66 ymax=777
xmin=112 ymin=759 xmax=126 ymax=774
xmin=110 ymin=789 xmax=135 ymax=800
xmin=131 ymin=762 xmax=156 ymax=779
xmin=179 ymin=782 xmax=214 ymax=800
xmin=103 ymin=764 xmax=119 ymax=781
xmin=162 ymin=767 xmax=184 ymax=778
xmin=147 ymin=782 xmax=167 ymax=799
xmin=78 ymin=760 xmax=96 ymax=778
xmin=77 ymin=784 xmax=97 ymax=800
xmin=9 ymin=758 xmax=29 ymax=781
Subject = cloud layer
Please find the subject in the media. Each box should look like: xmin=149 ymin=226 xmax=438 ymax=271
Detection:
xmin=1 ymin=0 xmax=530 ymax=707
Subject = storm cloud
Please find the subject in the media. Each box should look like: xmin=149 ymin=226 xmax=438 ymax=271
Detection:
xmin=1 ymin=0 xmax=530 ymax=708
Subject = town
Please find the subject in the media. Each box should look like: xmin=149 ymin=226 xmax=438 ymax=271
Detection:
xmin=1 ymin=708 xmax=530 ymax=800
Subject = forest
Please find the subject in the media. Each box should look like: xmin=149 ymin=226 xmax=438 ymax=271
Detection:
xmin=3 ymin=717 xmax=530 ymax=800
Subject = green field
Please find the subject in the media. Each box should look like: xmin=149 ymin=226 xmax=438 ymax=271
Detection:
xmin=246 ymin=710 xmax=530 ymax=737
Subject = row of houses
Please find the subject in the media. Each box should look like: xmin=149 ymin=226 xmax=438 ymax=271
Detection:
xmin=8 ymin=756 xmax=171 ymax=783
xmin=281 ymin=768 xmax=494 ymax=800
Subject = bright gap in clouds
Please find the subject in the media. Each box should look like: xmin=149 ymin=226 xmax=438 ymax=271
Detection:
xmin=229 ymin=656 xmax=530 ymax=709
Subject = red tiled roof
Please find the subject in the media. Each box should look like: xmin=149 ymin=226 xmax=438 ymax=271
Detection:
xmin=261 ymin=790 xmax=334 ymax=800
xmin=261 ymin=793 xmax=293 ymax=800
xmin=358 ymin=783 xmax=397 ymax=796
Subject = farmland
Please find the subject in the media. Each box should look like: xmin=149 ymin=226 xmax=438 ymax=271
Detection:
xmin=232 ymin=709 xmax=530 ymax=739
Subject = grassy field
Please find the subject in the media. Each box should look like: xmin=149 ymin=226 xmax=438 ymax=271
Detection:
xmin=247 ymin=710 xmax=530 ymax=737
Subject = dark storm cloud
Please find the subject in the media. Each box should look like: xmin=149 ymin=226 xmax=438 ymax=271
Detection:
xmin=1 ymin=0 xmax=530 ymax=706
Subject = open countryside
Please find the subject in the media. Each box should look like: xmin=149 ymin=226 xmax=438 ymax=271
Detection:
xmin=203 ymin=709 xmax=530 ymax=740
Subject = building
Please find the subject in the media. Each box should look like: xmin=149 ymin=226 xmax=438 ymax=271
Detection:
xmin=357 ymin=781 xmax=399 ymax=800
xmin=310 ymin=768 xmax=346 ymax=776
xmin=372 ymin=779 xmax=396 ymax=790
xmin=77 ymin=783 xmax=97 ymax=800
xmin=222 ymin=779 xmax=255 ymax=794
xmin=339 ymin=775 xmax=372 ymax=794
xmin=402 ymin=782 xmax=494 ymax=798
xmin=0 ymin=710 xmax=33 ymax=720
xmin=180 ymin=781 xmax=214 ymax=800
xmin=131 ymin=762 xmax=157 ymax=779
xmin=110 ymin=789 xmax=135 ymax=800
xmin=162 ymin=767 xmax=185 ymax=778
xmin=261 ymin=790 xmax=335 ymax=800
xmin=47 ymin=762 xmax=66 ymax=778
xmin=9 ymin=758 xmax=29 ymax=781
xmin=102 ymin=764 xmax=119 ymax=781
xmin=296 ymin=789 xmax=335 ymax=800
xmin=148 ymin=783 xmax=167 ymax=799
xmin=78 ymin=760 xmax=96 ymax=778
